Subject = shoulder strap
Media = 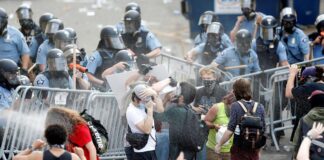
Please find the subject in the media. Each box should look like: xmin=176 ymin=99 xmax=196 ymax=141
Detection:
xmin=237 ymin=101 xmax=248 ymax=113
xmin=252 ymin=102 xmax=258 ymax=114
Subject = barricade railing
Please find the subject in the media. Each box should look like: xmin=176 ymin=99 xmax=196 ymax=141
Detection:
xmin=0 ymin=86 xmax=127 ymax=160
xmin=154 ymin=53 xmax=234 ymax=83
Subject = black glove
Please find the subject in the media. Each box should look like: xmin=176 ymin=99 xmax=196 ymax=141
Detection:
xmin=169 ymin=77 xmax=178 ymax=87
xmin=20 ymin=68 xmax=28 ymax=76
xmin=138 ymin=64 xmax=153 ymax=75
xmin=99 ymin=80 xmax=111 ymax=92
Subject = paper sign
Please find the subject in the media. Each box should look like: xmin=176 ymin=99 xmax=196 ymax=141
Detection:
xmin=215 ymin=0 xmax=241 ymax=14
xmin=54 ymin=92 xmax=68 ymax=105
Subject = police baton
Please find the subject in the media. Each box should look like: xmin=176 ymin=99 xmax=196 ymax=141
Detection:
xmin=223 ymin=65 xmax=247 ymax=70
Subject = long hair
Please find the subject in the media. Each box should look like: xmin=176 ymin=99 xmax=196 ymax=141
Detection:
xmin=233 ymin=78 xmax=252 ymax=101
xmin=45 ymin=107 xmax=86 ymax=135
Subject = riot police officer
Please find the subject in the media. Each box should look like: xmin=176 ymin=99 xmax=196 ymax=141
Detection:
xmin=115 ymin=2 xmax=148 ymax=34
xmin=194 ymin=11 xmax=232 ymax=47
xmin=230 ymin=0 xmax=264 ymax=42
xmin=185 ymin=22 xmax=231 ymax=65
xmin=278 ymin=7 xmax=310 ymax=64
xmin=54 ymin=30 xmax=73 ymax=50
xmin=0 ymin=8 xmax=30 ymax=74
xmin=121 ymin=10 xmax=161 ymax=67
xmin=86 ymin=25 xmax=128 ymax=90
xmin=34 ymin=48 xmax=73 ymax=89
xmin=252 ymin=15 xmax=289 ymax=70
xmin=36 ymin=19 xmax=64 ymax=72
xmin=34 ymin=12 xmax=54 ymax=47
xmin=212 ymin=29 xmax=260 ymax=77
xmin=309 ymin=14 xmax=324 ymax=64
xmin=0 ymin=59 xmax=30 ymax=109
xmin=16 ymin=5 xmax=42 ymax=62
xmin=62 ymin=45 xmax=90 ymax=90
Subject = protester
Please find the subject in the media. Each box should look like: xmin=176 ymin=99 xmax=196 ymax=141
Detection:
xmin=45 ymin=107 xmax=99 ymax=160
xmin=296 ymin=122 xmax=324 ymax=160
xmin=293 ymin=90 xmax=324 ymax=159
xmin=286 ymin=65 xmax=324 ymax=141
xmin=13 ymin=124 xmax=86 ymax=160
xmin=215 ymin=78 xmax=266 ymax=160
xmin=204 ymin=92 xmax=235 ymax=160
xmin=154 ymin=82 xmax=197 ymax=160
xmin=126 ymin=84 xmax=164 ymax=160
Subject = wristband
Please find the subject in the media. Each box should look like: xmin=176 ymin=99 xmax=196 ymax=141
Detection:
xmin=304 ymin=135 xmax=314 ymax=141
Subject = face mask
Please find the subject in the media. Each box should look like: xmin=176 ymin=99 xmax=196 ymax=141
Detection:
xmin=20 ymin=19 xmax=34 ymax=30
xmin=203 ymin=79 xmax=216 ymax=88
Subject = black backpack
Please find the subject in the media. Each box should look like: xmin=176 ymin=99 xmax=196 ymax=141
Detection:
xmin=80 ymin=109 xmax=109 ymax=155
xmin=300 ymin=119 xmax=324 ymax=160
xmin=237 ymin=101 xmax=266 ymax=149
xmin=179 ymin=106 xmax=209 ymax=152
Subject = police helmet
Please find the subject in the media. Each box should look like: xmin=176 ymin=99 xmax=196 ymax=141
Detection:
xmin=125 ymin=2 xmax=141 ymax=14
xmin=260 ymin=16 xmax=278 ymax=41
xmin=0 ymin=8 xmax=8 ymax=36
xmin=124 ymin=10 xmax=141 ymax=33
xmin=47 ymin=48 xmax=67 ymax=72
xmin=0 ymin=59 xmax=19 ymax=85
xmin=54 ymin=30 xmax=73 ymax=50
xmin=280 ymin=7 xmax=297 ymax=26
xmin=198 ymin=11 xmax=219 ymax=26
xmin=100 ymin=25 xmax=125 ymax=50
xmin=39 ymin=13 xmax=54 ymax=33
xmin=45 ymin=19 xmax=64 ymax=39
xmin=16 ymin=5 xmax=33 ymax=20
xmin=235 ymin=29 xmax=252 ymax=54
xmin=115 ymin=50 xmax=133 ymax=70
xmin=64 ymin=27 xmax=77 ymax=44
xmin=62 ymin=44 xmax=83 ymax=64
xmin=315 ymin=14 xmax=324 ymax=33
xmin=206 ymin=22 xmax=224 ymax=47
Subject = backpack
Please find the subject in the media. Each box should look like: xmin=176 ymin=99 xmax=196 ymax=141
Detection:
xmin=300 ymin=119 xmax=324 ymax=160
xmin=80 ymin=109 xmax=109 ymax=155
xmin=237 ymin=101 xmax=266 ymax=149
xmin=179 ymin=106 xmax=209 ymax=152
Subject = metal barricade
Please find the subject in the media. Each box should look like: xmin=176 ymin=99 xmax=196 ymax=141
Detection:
xmin=0 ymin=86 xmax=127 ymax=160
xmin=154 ymin=53 xmax=233 ymax=83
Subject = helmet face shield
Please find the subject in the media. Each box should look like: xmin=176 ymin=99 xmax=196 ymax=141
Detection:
xmin=124 ymin=20 xmax=140 ymax=33
xmin=45 ymin=22 xmax=60 ymax=35
xmin=2 ymin=71 xmax=19 ymax=85
xmin=16 ymin=8 xmax=32 ymax=20
xmin=261 ymin=27 xmax=275 ymax=41
xmin=47 ymin=57 xmax=67 ymax=72
xmin=55 ymin=39 xmax=73 ymax=50
xmin=236 ymin=40 xmax=251 ymax=54
xmin=103 ymin=36 xmax=125 ymax=50
xmin=198 ymin=14 xmax=213 ymax=26
xmin=207 ymin=33 xmax=221 ymax=47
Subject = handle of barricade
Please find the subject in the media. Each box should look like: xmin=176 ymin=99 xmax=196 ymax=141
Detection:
xmin=309 ymin=42 xmax=314 ymax=60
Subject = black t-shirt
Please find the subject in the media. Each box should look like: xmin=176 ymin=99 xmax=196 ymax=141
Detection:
xmin=193 ymin=85 xmax=227 ymax=112
xmin=292 ymin=82 xmax=324 ymax=117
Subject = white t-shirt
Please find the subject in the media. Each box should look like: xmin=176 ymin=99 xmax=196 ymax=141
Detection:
xmin=126 ymin=103 xmax=156 ymax=152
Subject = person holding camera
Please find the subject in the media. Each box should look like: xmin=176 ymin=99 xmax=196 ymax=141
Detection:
xmin=309 ymin=14 xmax=324 ymax=64
xmin=126 ymin=84 xmax=164 ymax=160
xmin=286 ymin=64 xmax=324 ymax=141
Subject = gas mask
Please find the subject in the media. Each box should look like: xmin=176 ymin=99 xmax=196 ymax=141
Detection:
xmin=207 ymin=33 xmax=221 ymax=48
xmin=19 ymin=19 xmax=34 ymax=30
xmin=282 ymin=20 xmax=295 ymax=34
xmin=242 ymin=8 xmax=256 ymax=21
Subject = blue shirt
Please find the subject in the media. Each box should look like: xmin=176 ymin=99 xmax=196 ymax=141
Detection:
xmin=33 ymin=73 xmax=73 ymax=88
xmin=36 ymin=39 xmax=54 ymax=65
xmin=144 ymin=31 xmax=162 ymax=51
xmin=194 ymin=32 xmax=233 ymax=47
xmin=28 ymin=36 xmax=40 ymax=60
xmin=215 ymin=47 xmax=260 ymax=77
xmin=86 ymin=50 xmax=114 ymax=74
xmin=252 ymin=39 xmax=288 ymax=63
xmin=0 ymin=86 xmax=13 ymax=111
xmin=0 ymin=26 xmax=30 ymax=63
xmin=280 ymin=28 xmax=309 ymax=64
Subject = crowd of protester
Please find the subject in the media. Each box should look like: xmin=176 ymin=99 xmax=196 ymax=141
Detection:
xmin=1 ymin=0 xmax=324 ymax=159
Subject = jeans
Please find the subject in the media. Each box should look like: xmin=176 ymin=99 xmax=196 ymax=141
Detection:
xmin=156 ymin=129 xmax=169 ymax=160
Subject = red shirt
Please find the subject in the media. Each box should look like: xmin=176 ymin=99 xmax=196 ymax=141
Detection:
xmin=66 ymin=123 xmax=99 ymax=160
